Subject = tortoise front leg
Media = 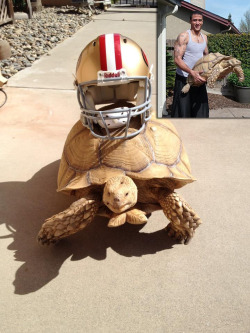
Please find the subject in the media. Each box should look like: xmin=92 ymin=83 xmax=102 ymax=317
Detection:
xmin=98 ymin=205 xmax=148 ymax=227
xmin=207 ymin=67 xmax=220 ymax=88
xmin=233 ymin=66 xmax=244 ymax=82
xmin=158 ymin=191 xmax=202 ymax=244
xmin=38 ymin=198 xmax=100 ymax=245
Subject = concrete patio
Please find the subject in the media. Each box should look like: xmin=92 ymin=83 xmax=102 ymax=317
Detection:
xmin=0 ymin=7 xmax=249 ymax=333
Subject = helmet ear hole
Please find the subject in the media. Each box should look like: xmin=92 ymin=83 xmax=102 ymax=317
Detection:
xmin=123 ymin=38 xmax=127 ymax=43
xmin=92 ymin=41 xmax=96 ymax=46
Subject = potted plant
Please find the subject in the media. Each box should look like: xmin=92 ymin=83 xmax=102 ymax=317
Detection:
xmin=227 ymin=68 xmax=250 ymax=104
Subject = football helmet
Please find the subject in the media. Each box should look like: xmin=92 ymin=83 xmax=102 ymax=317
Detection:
xmin=75 ymin=33 xmax=153 ymax=140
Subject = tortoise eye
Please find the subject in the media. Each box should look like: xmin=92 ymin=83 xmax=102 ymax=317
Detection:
xmin=125 ymin=192 xmax=128 ymax=196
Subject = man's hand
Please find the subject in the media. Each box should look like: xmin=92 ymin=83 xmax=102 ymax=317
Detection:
xmin=190 ymin=70 xmax=206 ymax=85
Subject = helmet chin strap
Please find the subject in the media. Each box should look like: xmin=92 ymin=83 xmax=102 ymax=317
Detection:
xmin=80 ymin=80 xmax=148 ymax=130
xmin=96 ymin=80 xmax=149 ymax=130
xmin=96 ymin=102 xmax=133 ymax=129
xmin=78 ymin=75 xmax=152 ymax=139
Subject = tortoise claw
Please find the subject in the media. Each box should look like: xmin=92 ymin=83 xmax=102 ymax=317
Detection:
xmin=37 ymin=235 xmax=59 ymax=246
xmin=165 ymin=223 xmax=193 ymax=245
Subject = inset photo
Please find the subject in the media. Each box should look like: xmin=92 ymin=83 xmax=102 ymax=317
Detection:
xmin=158 ymin=0 xmax=250 ymax=118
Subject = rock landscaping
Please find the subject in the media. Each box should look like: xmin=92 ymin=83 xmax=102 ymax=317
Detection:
xmin=166 ymin=92 xmax=250 ymax=111
xmin=0 ymin=6 xmax=95 ymax=79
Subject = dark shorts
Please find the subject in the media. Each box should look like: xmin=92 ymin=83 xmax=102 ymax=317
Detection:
xmin=171 ymin=73 xmax=209 ymax=118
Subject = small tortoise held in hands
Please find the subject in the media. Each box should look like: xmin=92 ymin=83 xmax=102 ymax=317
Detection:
xmin=38 ymin=118 xmax=202 ymax=245
xmin=182 ymin=52 xmax=244 ymax=93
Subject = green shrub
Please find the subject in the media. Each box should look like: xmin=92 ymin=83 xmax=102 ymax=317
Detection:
xmin=12 ymin=0 xmax=26 ymax=11
xmin=207 ymin=33 xmax=250 ymax=69
xmin=227 ymin=68 xmax=250 ymax=87
xmin=166 ymin=49 xmax=176 ymax=96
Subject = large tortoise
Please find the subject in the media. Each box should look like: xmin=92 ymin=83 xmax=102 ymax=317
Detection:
xmin=182 ymin=52 xmax=244 ymax=93
xmin=38 ymin=116 xmax=202 ymax=245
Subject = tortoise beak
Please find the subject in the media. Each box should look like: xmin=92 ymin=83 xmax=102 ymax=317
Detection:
xmin=110 ymin=201 xmax=133 ymax=213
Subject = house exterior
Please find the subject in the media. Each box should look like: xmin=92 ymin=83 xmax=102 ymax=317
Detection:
xmin=166 ymin=0 xmax=240 ymax=40
xmin=42 ymin=0 xmax=111 ymax=8
xmin=42 ymin=0 xmax=156 ymax=8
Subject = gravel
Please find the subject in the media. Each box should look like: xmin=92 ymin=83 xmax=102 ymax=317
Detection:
xmin=1 ymin=8 xmax=249 ymax=112
xmin=167 ymin=92 xmax=250 ymax=111
xmin=0 ymin=6 xmax=97 ymax=79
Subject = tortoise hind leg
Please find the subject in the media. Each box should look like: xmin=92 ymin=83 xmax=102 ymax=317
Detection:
xmin=38 ymin=198 xmax=100 ymax=245
xmin=158 ymin=191 xmax=202 ymax=244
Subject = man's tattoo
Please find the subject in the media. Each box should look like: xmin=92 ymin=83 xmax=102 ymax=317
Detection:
xmin=177 ymin=33 xmax=187 ymax=45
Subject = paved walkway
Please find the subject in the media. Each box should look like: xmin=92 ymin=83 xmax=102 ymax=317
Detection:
xmin=207 ymin=87 xmax=250 ymax=118
xmin=210 ymin=107 xmax=250 ymax=118
xmin=0 ymin=8 xmax=249 ymax=333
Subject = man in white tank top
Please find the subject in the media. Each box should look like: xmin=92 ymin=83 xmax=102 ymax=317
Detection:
xmin=171 ymin=11 xmax=209 ymax=118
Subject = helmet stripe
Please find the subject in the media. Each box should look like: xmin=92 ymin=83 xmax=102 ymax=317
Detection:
xmin=99 ymin=34 xmax=122 ymax=71
xmin=99 ymin=34 xmax=107 ymax=71
xmin=114 ymin=33 xmax=122 ymax=70
xmin=105 ymin=34 xmax=116 ymax=71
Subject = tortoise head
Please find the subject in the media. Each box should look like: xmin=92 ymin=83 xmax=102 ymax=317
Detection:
xmin=228 ymin=58 xmax=241 ymax=67
xmin=103 ymin=176 xmax=138 ymax=213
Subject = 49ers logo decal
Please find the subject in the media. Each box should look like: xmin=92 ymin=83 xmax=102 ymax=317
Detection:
xmin=141 ymin=49 xmax=149 ymax=67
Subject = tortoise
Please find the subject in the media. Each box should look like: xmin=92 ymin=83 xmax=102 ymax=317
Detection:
xmin=182 ymin=52 xmax=244 ymax=93
xmin=38 ymin=116 xmax=202 ymax=245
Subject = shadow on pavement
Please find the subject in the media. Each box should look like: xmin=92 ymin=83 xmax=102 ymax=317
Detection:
xmin=0 ymin=161 xmax=176 ymax=295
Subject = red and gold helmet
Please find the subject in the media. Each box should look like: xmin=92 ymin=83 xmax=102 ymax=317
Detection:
xmin=75 ymin=33 xmax=152 ymax=140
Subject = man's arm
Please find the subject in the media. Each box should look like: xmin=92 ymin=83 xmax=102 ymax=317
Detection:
xmin=203 ymin=35 xmax=209 ymax=55
xmin=174 ymin=32 xmax=206 ymax=84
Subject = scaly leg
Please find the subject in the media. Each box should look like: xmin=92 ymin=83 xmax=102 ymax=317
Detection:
xmin=98 ymin=205 xmax=148 ymax=227
xmin=233 ymin=66 xmax=244 ymax=82
xmin=158 ymin=191 xmax=202 ymax=244
xmin=98 ymin=203 xmax=156 ymax=227
xmin=181 ymin=83 xmax=191 ymax=94
xmin=38 ymin=198 xmax=100 ymax=245
xmin=207 ymin=67 xmax=220 ymax=88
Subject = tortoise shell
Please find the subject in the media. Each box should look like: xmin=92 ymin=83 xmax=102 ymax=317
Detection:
xmin=193 ymin=52 xmax=241 ymax=77
xmin=193 ymin=52 xmax=233 ymax=70
xmin=57 ymin=118 xmax=195 ymax=194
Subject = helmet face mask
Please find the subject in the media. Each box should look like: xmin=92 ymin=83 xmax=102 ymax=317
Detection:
xmin=75 ymin=33 xmax=152 ymax=140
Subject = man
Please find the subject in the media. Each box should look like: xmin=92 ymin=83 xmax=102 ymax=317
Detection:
xmin=171 ymin=10 xmax=209 ymax=118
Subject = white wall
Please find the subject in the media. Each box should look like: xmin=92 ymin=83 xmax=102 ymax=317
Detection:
xmin=190 ymin=0 xmax=205 ymax=9
xmin=166 ymin=7 xmax=222 ymax=40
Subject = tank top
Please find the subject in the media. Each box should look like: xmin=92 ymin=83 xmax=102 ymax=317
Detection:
xmin=176 ymin=29 xmax=206 ymax=78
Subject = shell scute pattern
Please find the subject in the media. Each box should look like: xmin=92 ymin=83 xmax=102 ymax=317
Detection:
xmin=57 ymin=119 xmax=195 ymax=194
xmin=182 ymin=52 xmax=244 ymax=93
